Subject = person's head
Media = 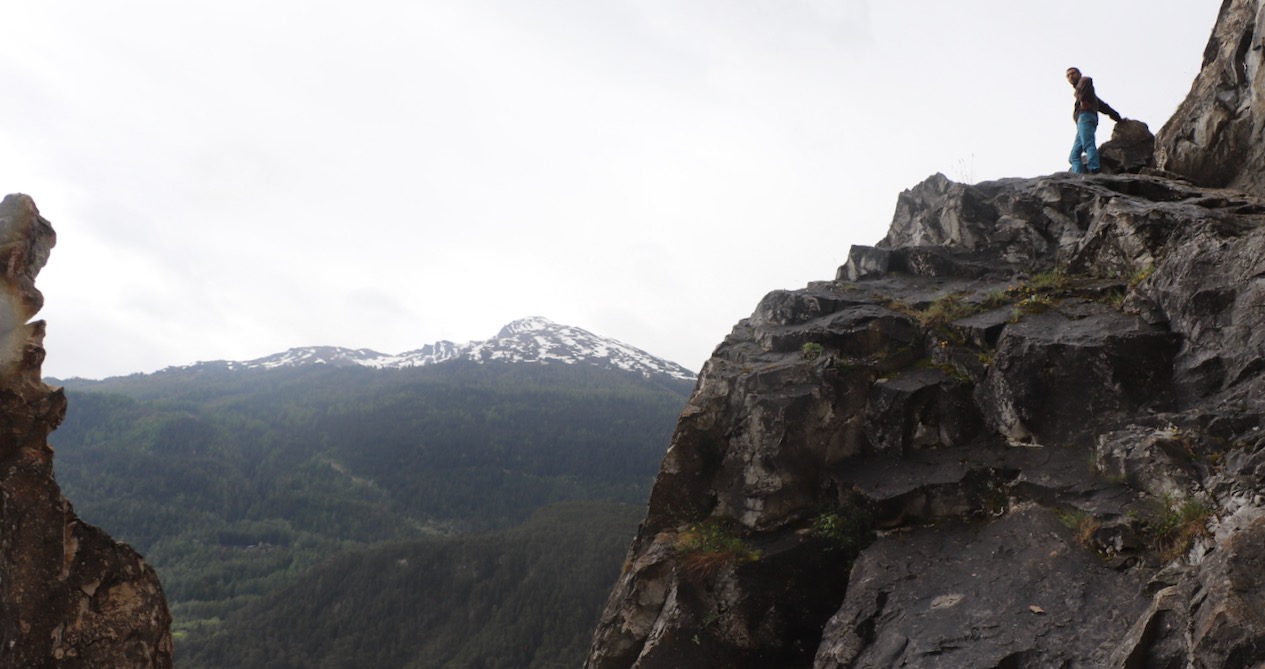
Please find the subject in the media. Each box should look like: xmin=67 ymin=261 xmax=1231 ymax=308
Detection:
xmin=1066 ymin=67 xmax=1082 ymax=85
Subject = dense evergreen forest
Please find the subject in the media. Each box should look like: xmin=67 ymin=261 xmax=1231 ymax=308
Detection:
xmin=51 ymin=361 xmax=690 ymax=662
xmin=179 ymin=503 xmax=643 ymax=669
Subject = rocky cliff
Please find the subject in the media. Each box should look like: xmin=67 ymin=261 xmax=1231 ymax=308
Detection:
xmin=0 ymin=195 xmax=172 ymax=668
xmin=586 ymin=2 xmax=1265 ymax=667
xmin=1158 ymin=0 xmax=1265 ymax=196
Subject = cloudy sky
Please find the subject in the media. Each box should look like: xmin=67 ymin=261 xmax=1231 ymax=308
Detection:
xmin=0 ymin=1 xmax=1213 ymax=379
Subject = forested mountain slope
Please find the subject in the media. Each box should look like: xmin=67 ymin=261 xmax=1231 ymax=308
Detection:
xmin=52 ymin=361 xmax=691 ymax=652
xmin=179 ymin=503 xmax=642 ymax=669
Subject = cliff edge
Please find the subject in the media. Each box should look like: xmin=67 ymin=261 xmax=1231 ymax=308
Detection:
xmin=0 ymin=195 xmax=172 ymax=668
xmin=587 ymin=2 xmax=1265 ymax=667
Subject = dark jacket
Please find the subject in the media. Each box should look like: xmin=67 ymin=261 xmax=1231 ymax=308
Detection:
xmin=1073 ymin=76 xmax=1122 ymax=122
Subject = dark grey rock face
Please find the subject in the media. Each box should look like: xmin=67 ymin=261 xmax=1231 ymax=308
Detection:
xmin=1156 ymin=0 xmax=1265 ymax=195
xmin=585 ymin=169 xmax=1265 ymax=669
xmin=814 ymin=508 xmax=1150 ymax=669
xmin=586 ymin=4 xmax=1265 ymax=665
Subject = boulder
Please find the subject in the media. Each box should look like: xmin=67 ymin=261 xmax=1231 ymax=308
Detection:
xmin=1099 ymin=118 xmax=1156 ymax=174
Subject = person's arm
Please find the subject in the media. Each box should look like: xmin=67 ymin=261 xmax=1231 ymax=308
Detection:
xmin=1097 ymin=98 xmax=1123 ymax=122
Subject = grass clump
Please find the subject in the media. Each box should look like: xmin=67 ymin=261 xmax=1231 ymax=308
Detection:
xmin=1129 ymin=263 xmax=1156 ymax=288
xmin=1055 ymin=507 xmax=1100 ymax=547
xmin=1009 ymin=292 xmax=1057 ymax=322
xmin=919 ymin=293 xmax=975 ymax=327
xmin=801 ymin=342 xmax=824 ymax=361
xmin=980 ymin=290 xmax=1011 ymax=310
xmin=1002 ymin=266 xmax=1073 ymax=322
xmin=674 ymin=517 xmax=759 ymax=577
xmin=886 ymin=293 xmax=977 ymax=328
xmin=1030 ymin=266 xmax=1070 ymax=292
xmin=1145 ymin=495 xmax=1213 ymax=562
xmin=809 ymin=502 xmax=875 ymax=559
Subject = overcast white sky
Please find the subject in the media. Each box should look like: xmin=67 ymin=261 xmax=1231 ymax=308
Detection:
xmin=0 ymin=1 xmax=1214 ymax=379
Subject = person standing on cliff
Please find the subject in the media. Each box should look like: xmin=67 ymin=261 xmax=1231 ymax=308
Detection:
xmin=1066 ymin=67 xmax=1123 ymax=174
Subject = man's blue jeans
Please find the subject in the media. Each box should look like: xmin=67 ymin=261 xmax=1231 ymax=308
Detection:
xmin=1069 ymin=112 xmax=1100 ymax=173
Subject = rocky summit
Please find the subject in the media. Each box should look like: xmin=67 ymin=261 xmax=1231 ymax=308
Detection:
xmin=585 ymin=2 xmax=1265 ymax=668
xmin=0 ymin=195 xmax=172 ymax=668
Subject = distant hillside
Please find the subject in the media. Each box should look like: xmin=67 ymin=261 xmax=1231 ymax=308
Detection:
xmin=54 ymin=316 xmax=697 ymax=387
xmin=51 ymin=360 xmax=690 ymax=647
xmin=179 ymin=503 xmax=642 ymax=669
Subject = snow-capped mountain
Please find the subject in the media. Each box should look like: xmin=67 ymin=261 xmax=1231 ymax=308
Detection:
xmin=179 ymin=317 xmax=697 ymax=381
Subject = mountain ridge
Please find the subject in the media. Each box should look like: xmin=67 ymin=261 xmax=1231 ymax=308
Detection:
xmin=58 ymin=316 xmax=697 ymax=383
xmin=53 ymin=348 xmax=693 ymax=653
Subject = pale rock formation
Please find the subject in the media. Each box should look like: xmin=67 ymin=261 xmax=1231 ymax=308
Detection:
xmin=0 ymin=194 xmax=172 ymax=668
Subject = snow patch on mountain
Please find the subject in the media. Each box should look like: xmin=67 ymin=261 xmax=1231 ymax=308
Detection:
xmin=177 ymin=318 xmax=697 ymax=381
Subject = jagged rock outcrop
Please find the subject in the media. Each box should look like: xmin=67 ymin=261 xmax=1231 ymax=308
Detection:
xmin=586 ymin=169 xmax=1265 ymax=668
xmin=585 ymin=5 xmax=1265 ymax=667
xmin=1157 ymin=0 xmax=1265 ymax=195
xmin=0 ymin=195 xmax=172 ymax=668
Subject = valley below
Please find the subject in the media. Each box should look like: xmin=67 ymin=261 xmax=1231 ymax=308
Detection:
xmin=51 ymin=328 xmax=694 ymax=668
